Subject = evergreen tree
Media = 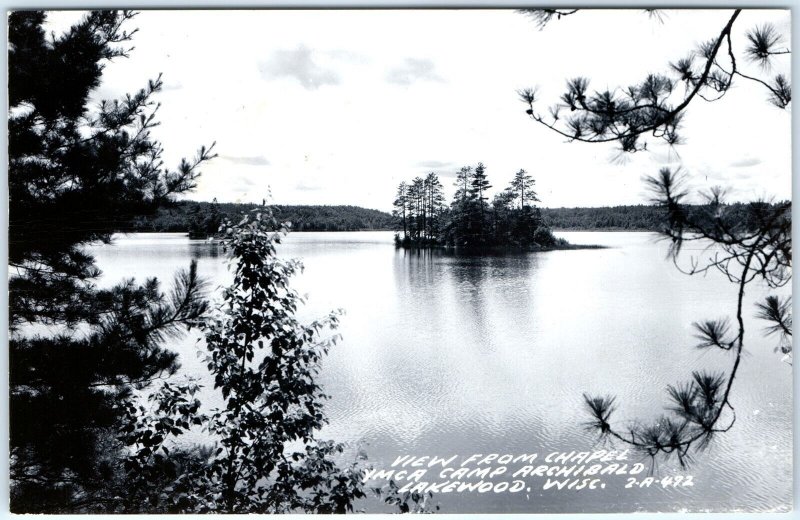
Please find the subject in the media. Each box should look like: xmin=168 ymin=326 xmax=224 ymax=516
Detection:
xmin=504 ymin=170 xmax=542 ymax=243
xmin=518 ymin=9 xmax=791 ymax=152
xmin=420 ymin=176 xmax=430 ymax=239
xmin=424 ymin=172 xmax=446 ymax=239
xmin=470 ymin=162 xmax=491 ymax=207
xmin=392 ymin=181 xmax=409 ymax=239
xmin=8 ymin=11 xmax=214 ymax=511
xmin=508 ymin=168 xmax=539 ymax=209
xmin=518 ymin=9 xmax=792 ymax=465
xmin=583 ymin=172 xmax=790 ymax=466
xmin=453 ymin=166 xmax=473 ymax=204
xmin=10 ymin=11 xmax=394 ymax=513
xmin=447 ymin=166 xmax=475 ymax=247
xmin=491 ymin=190 xmax=516 ymax=243
xmin=469 ymin=162 xmax=492 ymax=241
xmin=408 ymin=177 xmax=425 ymax=239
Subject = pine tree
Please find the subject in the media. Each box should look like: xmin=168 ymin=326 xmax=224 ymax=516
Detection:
xmin=392 ymin=181 xmax=409 ymax=239
xmin=453 ymin=166 xmax=473 ymax=204
xmin=408 ymin=177 xmax=425 ymax=239
xmin=518 ymin=9 xmax=793 ymax=465
xmin=470 ymin=162 xmax=491 ymax=206
xmin=469 ymin=162 xmax=492 ymax=238
xmin=9 ymin=11 xmax=214 ymax=511
xmin=424 ymin=172 xmax=446 ymax=240
xmin=508 ymin=168 xmax=539 ymax=209
xmin=491 ymin=190 xmax=516 ymax=243
xmin=518 ymin=10 xmax=791 ymax=152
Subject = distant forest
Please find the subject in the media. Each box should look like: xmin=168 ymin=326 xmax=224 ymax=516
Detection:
xmin=541 ymin=205 xmax=667 ymax=230
xmin=127 ymin=200 xmax=784 ymax=235
xmin=128 ymin=201 xmax=396 ymax=236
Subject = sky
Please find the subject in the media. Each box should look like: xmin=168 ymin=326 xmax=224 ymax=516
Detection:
xmin=46 ymin=9 xmax=792 ymax=212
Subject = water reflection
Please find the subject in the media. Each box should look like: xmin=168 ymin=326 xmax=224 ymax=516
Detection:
xmin=189 ymin=240 xmax=223 ymax=259
xmin=87 ymin=231 xmax=792 ymax=513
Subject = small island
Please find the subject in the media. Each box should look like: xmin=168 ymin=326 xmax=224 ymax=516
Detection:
xmin=393 ymin=163 xmax=589 ymax=252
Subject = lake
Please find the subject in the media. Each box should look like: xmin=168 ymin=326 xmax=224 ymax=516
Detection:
xmin=89 ymin=231 xmax=792 ymax=513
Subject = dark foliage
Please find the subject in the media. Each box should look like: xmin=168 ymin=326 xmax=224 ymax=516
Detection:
xmin=518 ymin=9 xmax=792 ymax=468
xmin=394 ymin=165 xmax=566 ymax=251
xmin=8 ymin=10 xmax=214 ymax=511
xmin=126 ymin=199 xmax=780 ymax=236
xmin=541 ymin=205 xmax=667 ymax=230
xmin=519 ymin=9 xmax=791 ymax=152
xmin=117 ymin=209 xmax=428 ymax=513
xmin=755 ymin=295 xmax=792 ymax=356
xmin=128 ymin=201 xmax=395 ymax=235
xmin=540 ymin=202 xmax=788 ymax=231
xmin=9 ymin=12 xmax=408 ymax=513
xmin=581 ymin=169 xmax=791 ymax=467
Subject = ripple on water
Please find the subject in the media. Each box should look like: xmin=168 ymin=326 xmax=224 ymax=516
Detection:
xmin=89 ymin=231 xmax=791 ymax=513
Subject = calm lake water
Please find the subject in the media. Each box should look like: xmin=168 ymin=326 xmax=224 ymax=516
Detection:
xmin=89 ymin=231 xmax=792 ymax=513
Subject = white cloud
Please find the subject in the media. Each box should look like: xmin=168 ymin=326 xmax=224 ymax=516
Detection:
xmin=730 ymin=157 xmax=763 ymax=168
xmin=386 ymin=58 xmax=444 ymax=86
xmin=220 ymin=155 xmax=271 ymax=166
xmin=50 ymin=9 xmax=792 ymax=212
xmin=260 ymin=45 xmax=340 ymax=90
xmin=415 ymin=160 xmax=455 ymax=169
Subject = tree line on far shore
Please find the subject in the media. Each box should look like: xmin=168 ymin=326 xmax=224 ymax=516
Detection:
xmin=543 ymin=202 xmax=789 ymax=231
xmin=125 ymin=198 xmax=788 ymax=237
xmin=127 ymin=201 xmax=396 ymax=236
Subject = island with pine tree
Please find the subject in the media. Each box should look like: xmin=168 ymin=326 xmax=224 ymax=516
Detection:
xmin=392 ymin=163 xmax=592 ymax=251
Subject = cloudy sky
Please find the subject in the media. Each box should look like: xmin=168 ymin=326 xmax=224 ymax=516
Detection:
xmin=48 ymin=9 xmax=792 ymax=211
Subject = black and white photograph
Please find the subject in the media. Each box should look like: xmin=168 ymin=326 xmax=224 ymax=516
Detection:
xmin=6 ymin=6 xmax=793 ymax=514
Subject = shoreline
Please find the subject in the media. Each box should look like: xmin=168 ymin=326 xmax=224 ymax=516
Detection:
xmin=125 ymin=228 xmax=660 ymax=236
xmin=396 ymin=242 xmax=606 ymax=253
